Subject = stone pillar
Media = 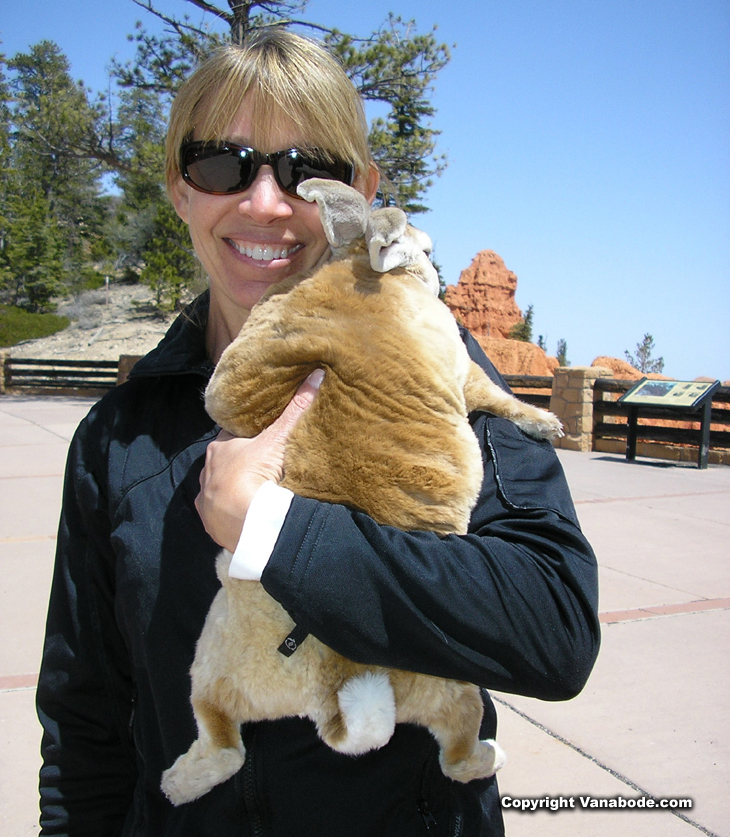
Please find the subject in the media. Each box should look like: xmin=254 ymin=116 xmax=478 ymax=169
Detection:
xmin=117 ymin=354 xmax=143 ymax=386
xmin=0 ymin=350 xmax=9 ymax=394
xmin=550 ymin=366 xmax=613 ymax=452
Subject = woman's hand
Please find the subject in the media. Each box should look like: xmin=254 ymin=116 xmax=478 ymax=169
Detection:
xmin=195 ymin=369 xmax=324 ymax=550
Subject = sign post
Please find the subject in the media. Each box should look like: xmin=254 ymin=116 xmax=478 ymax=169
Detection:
xmin=618 ymin=379 xmax=721 ymax=469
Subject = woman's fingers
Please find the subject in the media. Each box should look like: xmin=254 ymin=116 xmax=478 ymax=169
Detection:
xmin=195 ymin=369 xmax=324 ymax=549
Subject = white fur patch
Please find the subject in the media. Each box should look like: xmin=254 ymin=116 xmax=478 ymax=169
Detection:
xmin=485 ymin=738 xmax=507 ymax=773
xmin=334 ymin=671 xmax=397 ymax=755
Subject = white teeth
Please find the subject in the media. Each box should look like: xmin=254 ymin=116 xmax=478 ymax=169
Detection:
xmin=231 ymin=241 xmax=296 ymax=261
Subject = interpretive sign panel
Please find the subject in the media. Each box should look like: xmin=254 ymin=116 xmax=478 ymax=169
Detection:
xmin=617 ymin=378 xmax=721 ymax=468
xmin=619 ymin=379 xmax=720 ymax=410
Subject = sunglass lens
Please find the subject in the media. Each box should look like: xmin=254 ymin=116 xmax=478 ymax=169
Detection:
xmin=185 ymin=147 xmax=254 ymax=194
xmin=276 ymin=151 xmax=353 ymax=195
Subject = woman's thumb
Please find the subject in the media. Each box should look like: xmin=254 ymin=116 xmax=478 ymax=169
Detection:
xmin=271 ymin=368 xmax=324 ymax=438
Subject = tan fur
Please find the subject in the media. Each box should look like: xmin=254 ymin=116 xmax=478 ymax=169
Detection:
xmin=162 ymin=182 xmax=562 ymax=805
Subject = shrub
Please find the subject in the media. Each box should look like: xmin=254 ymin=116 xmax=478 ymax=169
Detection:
xmin=0 ymin=305 xmax=70 ymax=348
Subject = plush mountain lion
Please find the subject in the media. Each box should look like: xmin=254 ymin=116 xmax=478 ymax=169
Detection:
xmin=161 ymin=179 xmax=563 ymax=806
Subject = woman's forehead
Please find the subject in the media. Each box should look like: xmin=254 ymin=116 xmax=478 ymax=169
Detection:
xmin=196 ymin=92 xmax=314 ymax=149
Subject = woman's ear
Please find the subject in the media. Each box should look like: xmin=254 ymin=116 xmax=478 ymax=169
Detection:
xmin=169 ymin=177 xmax=191 ymax=223
xmin=363 ymin=163 xmax=381 ymax=204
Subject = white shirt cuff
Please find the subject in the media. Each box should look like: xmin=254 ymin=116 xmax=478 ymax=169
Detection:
xmin=228 ymin=481 xmax=294 ymax=580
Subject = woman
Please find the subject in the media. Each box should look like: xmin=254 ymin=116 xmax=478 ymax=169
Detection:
xmin=37 ymin=30 xmax=600 ymax=836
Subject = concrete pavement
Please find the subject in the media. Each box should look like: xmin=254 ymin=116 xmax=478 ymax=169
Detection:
xmin=1 ymin=394 xmax=728 ymax=836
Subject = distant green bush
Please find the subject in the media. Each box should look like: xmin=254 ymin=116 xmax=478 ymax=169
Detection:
xmin=0 ymin=305 xmax=70 ymax=348
xmin=68 ymin=268 xmax=108 ymax=295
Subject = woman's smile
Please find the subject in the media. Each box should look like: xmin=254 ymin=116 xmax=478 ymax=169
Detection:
xmin=225 ymin=238 xmax=304 ymax=264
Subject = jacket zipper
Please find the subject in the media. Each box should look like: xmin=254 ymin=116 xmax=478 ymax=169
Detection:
xmin=239 ymin=726 xmax=265 ymax=837
xmin=420 ymin=799 xmax=463 ymax=837
xmin=419 ymin=799 xmax=438 ymax=833
xmin=128 ymin=688 xmax=137 ymax=741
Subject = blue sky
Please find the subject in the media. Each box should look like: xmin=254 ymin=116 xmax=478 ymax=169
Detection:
xmin=2 ymin=0 xmax=729 ymax=380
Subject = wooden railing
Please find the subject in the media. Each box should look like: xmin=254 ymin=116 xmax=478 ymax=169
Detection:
xmin=504 ymin=375 xmax=553 ymax=410
xmin=2 ymin=358 xmax=729 ymax=465
xmin=2 ymin=357 xmax=119 ymax=395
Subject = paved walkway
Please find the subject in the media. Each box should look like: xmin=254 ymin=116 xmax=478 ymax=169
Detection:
xmin=1 ymin=394 xmax=728 ymax=836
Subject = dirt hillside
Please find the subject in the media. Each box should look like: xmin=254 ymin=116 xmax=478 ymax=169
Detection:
xmin=8 ymin=285 xmax=176 ymax=361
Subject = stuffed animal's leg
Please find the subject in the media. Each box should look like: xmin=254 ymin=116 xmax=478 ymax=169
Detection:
xmin=424 ymin=687 xmax=507 ymax=783
xmin=406 ymin=677 xmax=506 ymax=782
xmin=316 ymin=671 xmax=397 ymax=755
xmin=161 ymin=698 xmax=245 ymax=806
xmin=464 ymin=361 xmax=563 ymax=440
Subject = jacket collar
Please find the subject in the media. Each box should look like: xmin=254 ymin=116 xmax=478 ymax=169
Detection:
xmin=128 ymin=292 xmax=215 ymax=380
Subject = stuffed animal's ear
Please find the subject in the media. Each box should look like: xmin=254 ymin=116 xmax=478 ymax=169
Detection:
xmin=297 ymin=179 xmax=370 ymax=248
xmin=367 ymin=209 xmax=440 ymax=296
xmin=366 ymin=208 xmax=408 ymax=267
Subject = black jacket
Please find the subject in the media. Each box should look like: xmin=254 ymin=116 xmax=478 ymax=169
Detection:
xmin=37 ymin=294 xmax=600 ymax=836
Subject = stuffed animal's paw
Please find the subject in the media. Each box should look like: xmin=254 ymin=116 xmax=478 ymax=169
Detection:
xmin=440 ymin=738 xmax=507 ymax=783
xmin=514 ymin=408 xmax=564 ymax=441
xmin=161 ymin=740 xmax=245 ymax=806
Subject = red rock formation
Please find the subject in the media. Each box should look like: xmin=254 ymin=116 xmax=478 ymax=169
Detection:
xmin=478 ymin=338 xmax=559 ymax=376
xmin=444 ymin=251 xmax=523 ymax=339
xmin=591 ymin=356 xmax=643 ymax=380
xmin=591 ymin=357 xmax=672 ymax=381
xmin=444 ymin=250 xmax=557 ymax=375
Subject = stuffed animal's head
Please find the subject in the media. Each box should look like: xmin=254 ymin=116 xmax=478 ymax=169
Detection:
xmin=297 ymin=179 xmax=440 ymax=296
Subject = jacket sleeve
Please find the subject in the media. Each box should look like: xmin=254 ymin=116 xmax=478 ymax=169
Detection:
xmin=37 ymin=414 xmax=137 ymax=836
xmin=262 ymin=337 xmax=600 ymax=701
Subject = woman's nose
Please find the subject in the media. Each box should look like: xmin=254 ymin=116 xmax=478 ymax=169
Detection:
xmin=237 ymin=166 xmax=293 ymax=221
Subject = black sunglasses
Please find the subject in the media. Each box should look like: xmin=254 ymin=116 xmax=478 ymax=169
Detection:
xmin=180 ymin=141 xmax=355 ymax=198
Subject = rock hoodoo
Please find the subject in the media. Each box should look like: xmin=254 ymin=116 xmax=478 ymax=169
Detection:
xmin=444 ymin=250 xmax=523 ymax=340
xmin=444 ymin=250 xmax=557 ymax=375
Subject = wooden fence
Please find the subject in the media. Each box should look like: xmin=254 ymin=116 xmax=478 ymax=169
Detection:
xmin=3 ymin=358 xmax=729 ymax=464
xmin=2 ymin=357 xmax=119 ymax=395
xmin=503 ymin=375 xmax=553 ymax=410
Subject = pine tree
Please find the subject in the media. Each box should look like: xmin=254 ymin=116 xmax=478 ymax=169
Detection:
xmin=508 ymin=305 xmax=534 ymax=342
xmin=0 ymin=54 xmax=13 ymax=291
xmin=109 ymin=86 xmax=169 ymax=280
xmin=327 ymin=16 xmax=449 ymax=213
xmin=5 ymin=42 xmax=111 ymax=305
xmin=556 ymin=339 xmax=569 ymax=367
xmin=2 ymin=191 xmax=66 ymax=311
xmin=625 ymin=334 xmax=664 ymax=374
xmin=139 ymin=200 xmax=200 ymax=312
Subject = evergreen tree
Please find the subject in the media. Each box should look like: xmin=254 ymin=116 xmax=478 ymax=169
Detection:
xmin=2 ymin=191 xmax=66 ymax=311
xmin=556 ymin=338 xmax=569 ymax=367
xmin=625 ymin=333 xmax=664 ymax=374
xmin=5 ymin=42 xmax=111 ymax=305
xmin=326 ymin=16 xmax=449 ymax=213
xmin=140 ymin=200 xmax=200 ymax=311
xmin=509 ymin=304 xmax=534 ymax=342
xmin=109 ymin=86 xmax=169 ymax=278
xmin=0 ymin=55 xmax=13 ymax=290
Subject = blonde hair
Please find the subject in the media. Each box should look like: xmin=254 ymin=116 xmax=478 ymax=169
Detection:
xmin=165 ymin=29 xmax=373 ymax=194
